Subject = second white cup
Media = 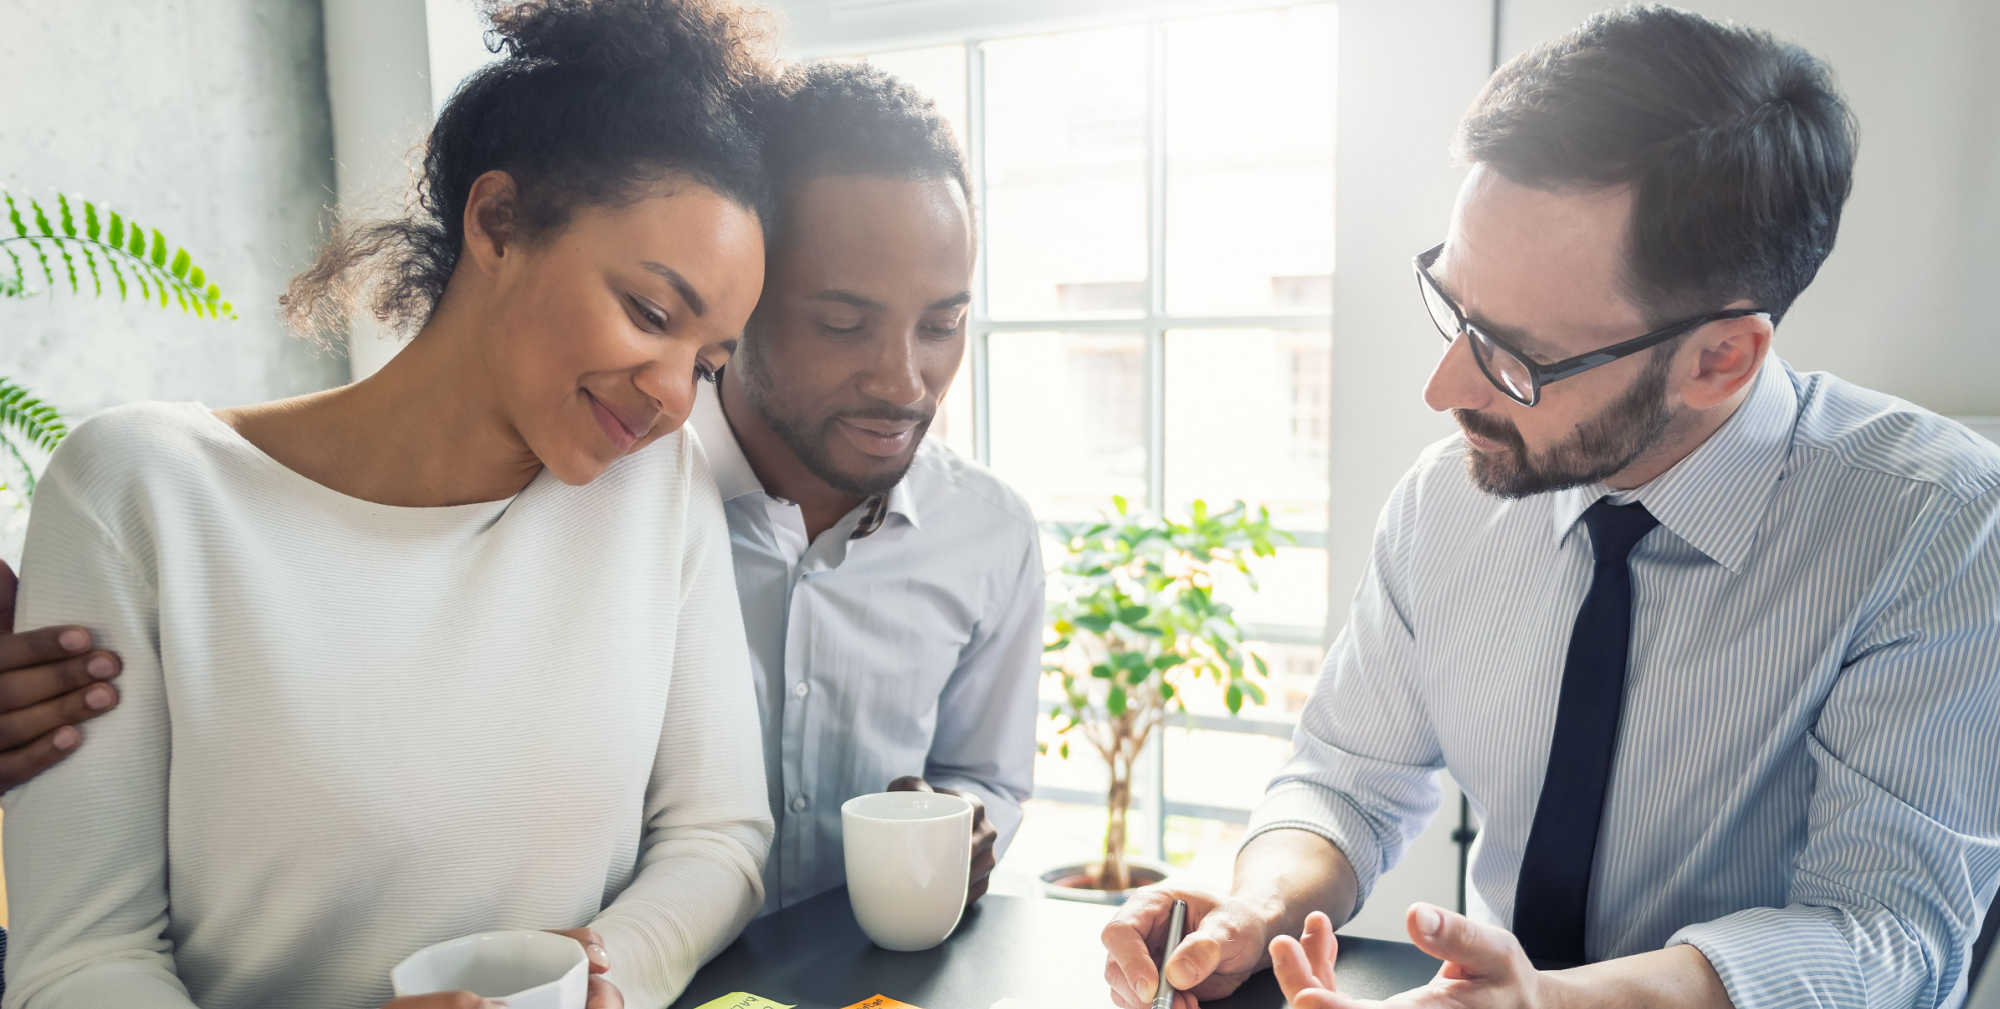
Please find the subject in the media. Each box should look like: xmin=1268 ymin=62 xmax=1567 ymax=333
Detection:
xmin=390 ymin=930 xmax=589 ymax=1009
xmin=842 ymin=790 xmax=973 ymax=951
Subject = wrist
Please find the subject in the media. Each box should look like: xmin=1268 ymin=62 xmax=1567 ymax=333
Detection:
xmin=1538 ymin=967 xmax=1585 ymax=1009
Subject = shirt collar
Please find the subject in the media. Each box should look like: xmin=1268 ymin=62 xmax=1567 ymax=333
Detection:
xmin=689 ymin=379 xmax=766 ymax=503
xmin=688 ymin=378 xmax=923 ymax=535
xmin=1550 ymin=355 xmax=1798 ymax=573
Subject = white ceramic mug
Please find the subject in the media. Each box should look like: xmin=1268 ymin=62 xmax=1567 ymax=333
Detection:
xmin=391 ymin=930 xmax=589 ymax=1009
xmin=842 ymin=790 xmax=974 ymax=951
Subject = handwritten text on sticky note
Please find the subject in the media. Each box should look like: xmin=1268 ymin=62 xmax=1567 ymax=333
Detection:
xmin=692 ymin=993 xmax=795 ymax=1009
xmin=840 ymin=997 xmax=924 ymax=1009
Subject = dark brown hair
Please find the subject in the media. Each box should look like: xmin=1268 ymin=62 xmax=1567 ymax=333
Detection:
xmin=1456 ymin=4 xmax=1858 ymax=324
xmin=284 ymin=0 xmax=775 ymax=341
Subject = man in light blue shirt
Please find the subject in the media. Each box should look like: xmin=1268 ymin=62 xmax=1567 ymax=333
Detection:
xmin=689 ymin=63 xmax=1044 ymax=914
xmin=1104 ymin=8 xmax=1998 ymax=1009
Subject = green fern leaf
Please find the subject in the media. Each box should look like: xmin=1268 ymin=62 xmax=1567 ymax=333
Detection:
xmin=0 ymin=379 xmax=69 ymax=454
xmin=78 ymin=242 xmax=102 ymax=296
xmin=51 ymin=236 xmax=78 ymax=293
xmin=1 ymin=190 xmax=239 ymax=322
xmin=1 ymin=243 xmax=23 ymax=297
xmin=26 ymin=237 xmax=54 ymax=288
xmin=105 ymin=253 xmax=128 ymax=300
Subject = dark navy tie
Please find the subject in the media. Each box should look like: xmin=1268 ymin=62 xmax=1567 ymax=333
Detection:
xmin=1513 ymin=498 xmax=1659 ymax=965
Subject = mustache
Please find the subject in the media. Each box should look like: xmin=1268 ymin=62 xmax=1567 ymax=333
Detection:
xmin=1453 ymin=408 xmax=1520 ymax=444
xmin=835 ymin=405 xmax=930 ymax=424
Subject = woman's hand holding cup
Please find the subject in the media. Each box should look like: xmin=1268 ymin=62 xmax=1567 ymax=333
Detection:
xmin=387 ymin=927 xmax=621 ymax=1009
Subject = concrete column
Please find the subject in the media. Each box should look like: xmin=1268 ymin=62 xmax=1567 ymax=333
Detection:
xmin=321 ymin=0 xmax=434 ymax=379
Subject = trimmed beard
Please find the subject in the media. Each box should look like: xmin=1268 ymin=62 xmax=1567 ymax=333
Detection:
xmin=1455 ymin=345 xmax=1676 ymax=499
xmin=733 ymin=335 xmax=928 ymax=498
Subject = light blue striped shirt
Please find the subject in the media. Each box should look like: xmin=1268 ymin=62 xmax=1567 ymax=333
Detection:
xmin=688 ymin=382 xmax=1045 ymax=914
xmin=1247 ymin=359 xmax=2000 ymax=1007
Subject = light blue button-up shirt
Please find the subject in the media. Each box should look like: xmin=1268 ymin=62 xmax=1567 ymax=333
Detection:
xmin=1248 ymin=359 xmax=2000 ymax=1007
xmin=689 ymin=382 xmax=1045 ymax=914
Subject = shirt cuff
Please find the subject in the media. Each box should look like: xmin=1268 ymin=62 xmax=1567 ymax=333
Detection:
xmin=1242 ymin=781 xmax=1391 ymax=908
xmin=1668 ymin=906 xmax=1876 ymax=1009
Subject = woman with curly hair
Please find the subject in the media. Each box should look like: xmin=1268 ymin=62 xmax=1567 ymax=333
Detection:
xmin=1 ymin=3 xmax=779 ymax=1007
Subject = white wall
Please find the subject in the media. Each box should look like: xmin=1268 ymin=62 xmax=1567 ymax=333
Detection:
xmin=1498 ymin=0 xmax=2000 ymax=417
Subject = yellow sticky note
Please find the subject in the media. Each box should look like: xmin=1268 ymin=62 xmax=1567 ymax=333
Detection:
xmin=692 ymin=994 xmax=795 ymax=1009
xmin=840 ymin=997 xmax=925 ymax=1009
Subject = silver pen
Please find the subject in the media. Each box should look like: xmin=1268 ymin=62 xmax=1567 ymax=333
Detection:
xmin=1152 ymin=899 xmax=1189 ymax=1009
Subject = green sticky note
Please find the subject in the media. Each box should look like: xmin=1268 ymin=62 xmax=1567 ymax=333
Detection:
xmin=691 ymin=994 xmax=795 ymax=1009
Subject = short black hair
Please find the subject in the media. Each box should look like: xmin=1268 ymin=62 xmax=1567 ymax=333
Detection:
xmin=753 ymin=60 xmax=972 ymax=240
xmin=286 ymin=0 xmax=774 ymax=338
xmin=1455 ymin=4 xmax=1858 ymax=324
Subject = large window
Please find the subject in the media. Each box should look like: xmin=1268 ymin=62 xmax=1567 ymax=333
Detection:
xmin=860 ymin=2 xmax=1337 ymax=878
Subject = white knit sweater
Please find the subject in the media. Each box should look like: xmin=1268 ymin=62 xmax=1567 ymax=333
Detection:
xmin=1 ymin=402 xmax=772 ymax=1009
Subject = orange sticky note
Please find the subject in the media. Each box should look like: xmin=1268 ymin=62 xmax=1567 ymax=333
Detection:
xmin=840 ymin=997 xmax=923 ymax=1009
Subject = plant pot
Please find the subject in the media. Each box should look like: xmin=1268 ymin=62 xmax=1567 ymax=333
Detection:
xmin=1037 ymin=858 xmax=1174 ymax=905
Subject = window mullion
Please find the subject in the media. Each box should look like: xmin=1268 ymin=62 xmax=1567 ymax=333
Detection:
xmin=966 ymin=39 xmax=993 ymax=464
xmin=1143 ymin=17 xmax=1172 ymax=864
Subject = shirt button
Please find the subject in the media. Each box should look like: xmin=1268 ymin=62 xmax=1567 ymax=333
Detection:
xmin=791 ymin=795 xmax=809 ymax=812
xmin=792 ymin=682 xmax=811 ymax=699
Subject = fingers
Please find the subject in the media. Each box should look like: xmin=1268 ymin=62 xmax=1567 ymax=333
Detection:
xmin=0 ymin=560 xmax=16 ymax=633
xmin=1301 ymin=911 xmax=1338 ymax=986
xmin=0 ymin=726 xmax=83 ymax=794
xmin=0 ymin=648 xmax=121 ymax=712
xmin=1404 ymin=903 xmax=1519 ymax=982
xmin=381 ymin=993 xmax=506 ymax=1009
xmin=1102 ymin=888 xmax=1175 ymax=1003
xmin=0 ymin=679 xmax=121 ymax=751
xmin=1270 ymin=935 xmax=1323 ymax=1001
xmin=0 ymin=624 xmax=97 ymax=675
xmin=1164 ymin=905 xmax=1263 ymax=993
xmin=547 ymin=928 xmax=611 ymax=974
xmin=585 ymin=975 xmax=624 ymax=1009
xmin=886 ymin=775 xmax=931 ymax=792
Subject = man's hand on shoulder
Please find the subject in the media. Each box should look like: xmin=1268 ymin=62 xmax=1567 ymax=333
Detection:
xmin=0 ymin=559 xmax=123 ymax=792
xmin=887 ymin=775 xmax=999 ymax=907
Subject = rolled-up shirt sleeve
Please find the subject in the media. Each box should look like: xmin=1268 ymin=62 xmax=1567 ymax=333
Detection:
xmin=1669 ymin=487 xmax=2000 ymax=1009
xmin=1243 ymin=470 xmax=1446 ymax=909
xmin=925 ymin=529 xmax=1044 ymax=854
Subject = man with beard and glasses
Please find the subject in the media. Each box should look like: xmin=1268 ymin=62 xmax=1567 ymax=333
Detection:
xmin=1103 ymin=7 xmax=2000 ymax=1009
xmin=0 ymin=62 xmax=1039 ymax=926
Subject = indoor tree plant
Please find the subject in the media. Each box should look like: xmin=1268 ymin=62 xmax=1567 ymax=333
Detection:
xmin=1 ymin=188 xmax=234 ymax=499
xmin=1041 ymin=495 xmax=1288 ymax=901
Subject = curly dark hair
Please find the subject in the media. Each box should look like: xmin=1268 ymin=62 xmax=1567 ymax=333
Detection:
xmin=1456 ymin=4 xmax=1857 ymax=325
xmin=752 ymin=60 xmax=972 ymax=242
xmin=284 ymin=0 xmax=776 ymax=341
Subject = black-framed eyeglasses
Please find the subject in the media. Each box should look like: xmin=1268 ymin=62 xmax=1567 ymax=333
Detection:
xmin=1413 ymin=242 xmax=1768 ymax=407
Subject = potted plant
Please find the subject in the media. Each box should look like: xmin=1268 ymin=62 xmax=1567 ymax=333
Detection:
xmin=1 ymin=189 xmax=234 ymax=501
xmin=1039 ymin=495 xmax=1288 ymax=903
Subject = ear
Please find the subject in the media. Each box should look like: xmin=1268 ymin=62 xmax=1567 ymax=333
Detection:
xmin=1680 ymin=305 xmax=1772 ymax=411
xmin=461 ymin=169 xmax=523 ymax=272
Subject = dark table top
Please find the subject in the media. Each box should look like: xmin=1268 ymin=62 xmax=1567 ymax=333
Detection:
xmin=669 ymin=888 xmax=1442 ymax=1009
